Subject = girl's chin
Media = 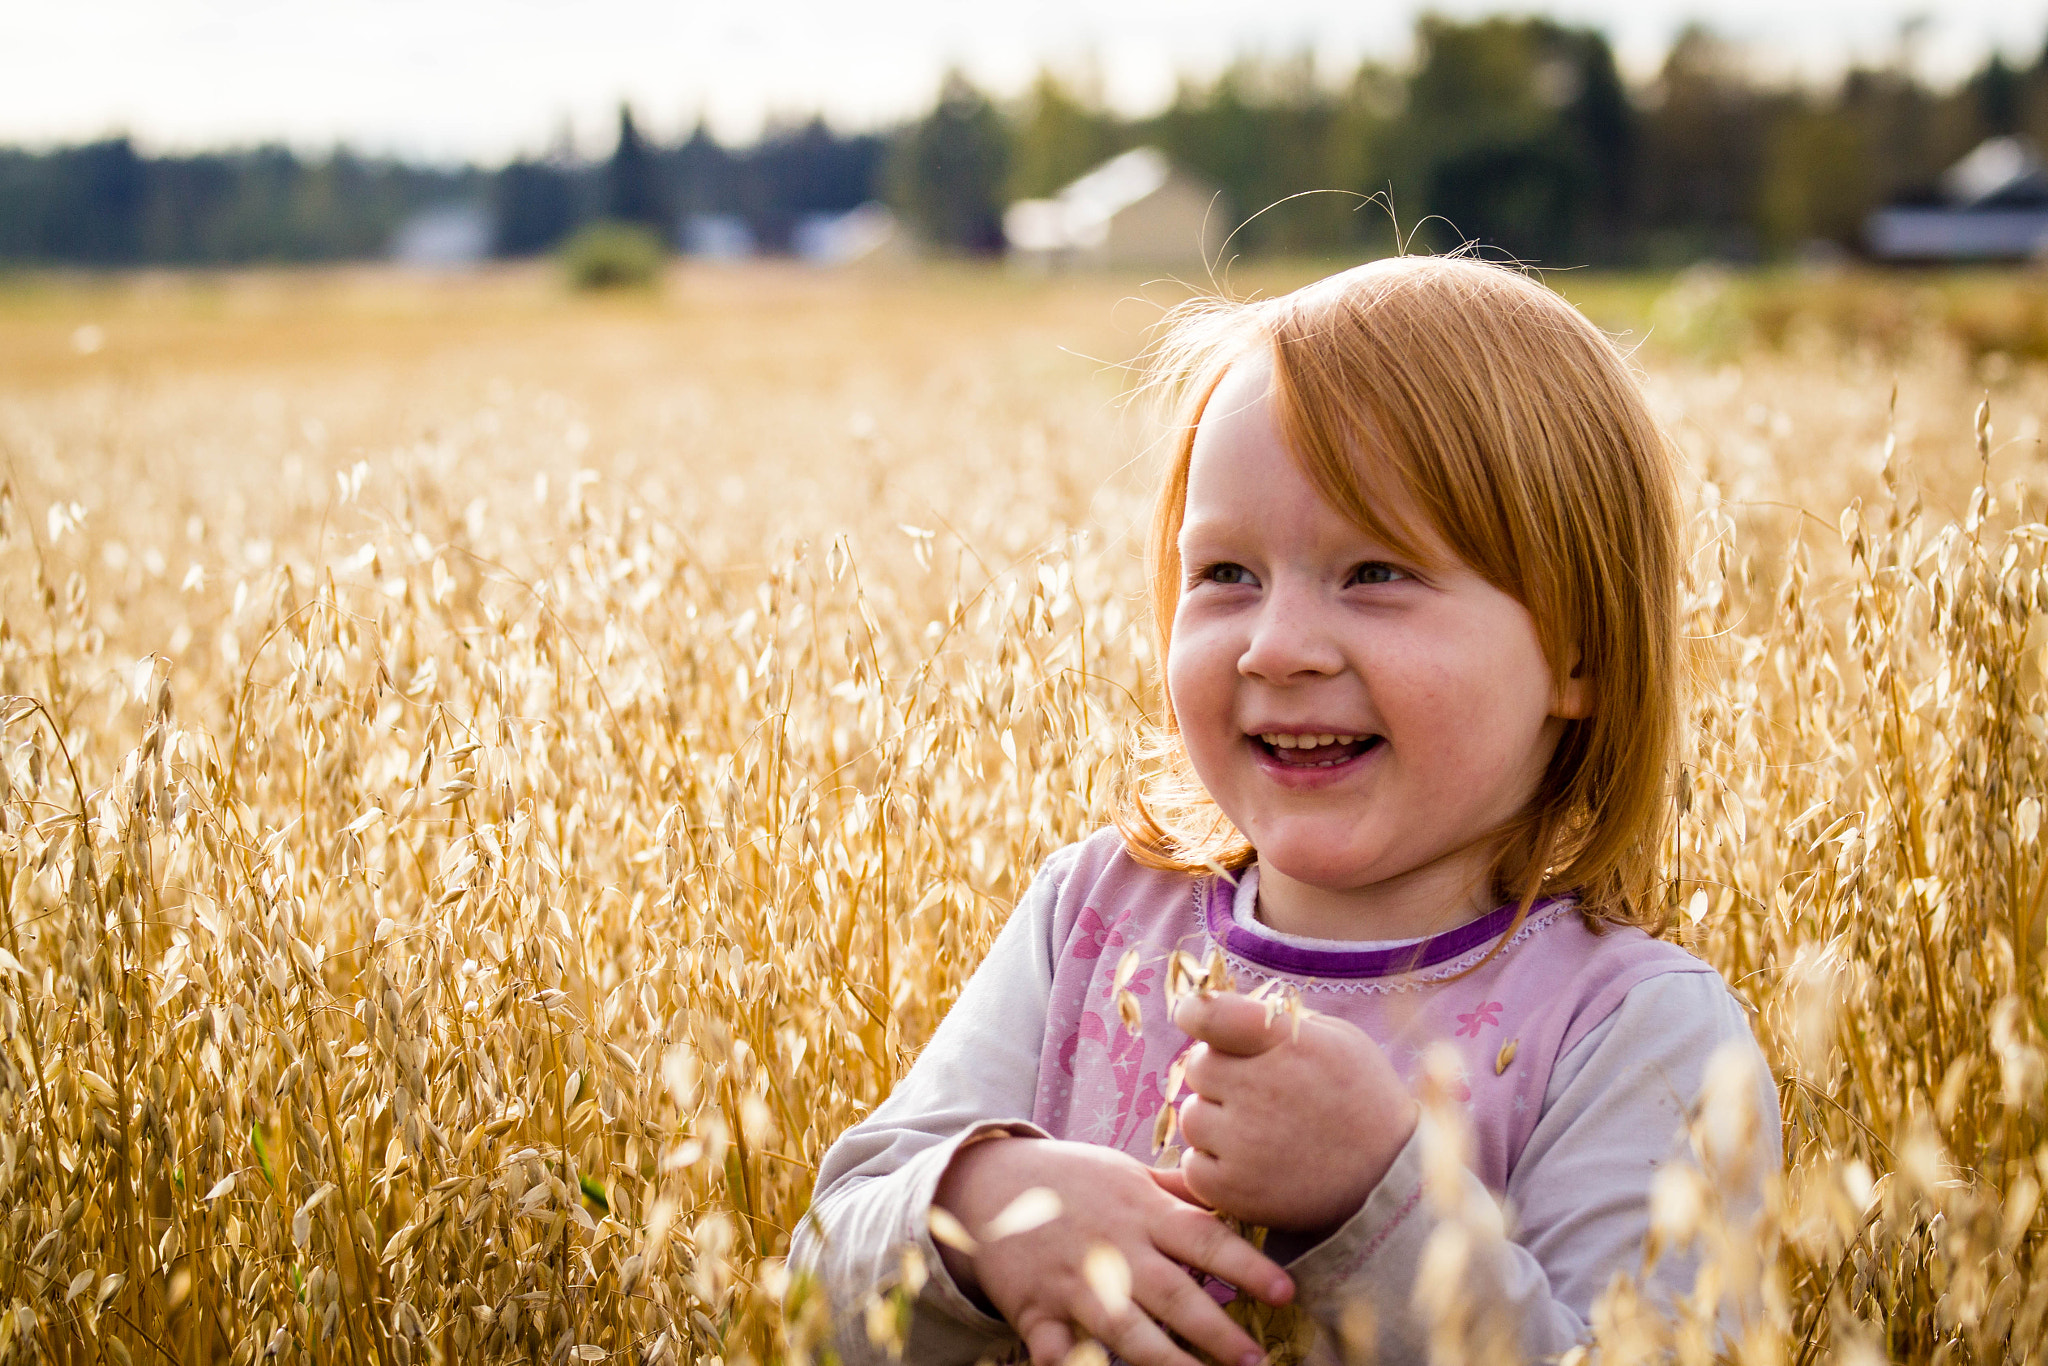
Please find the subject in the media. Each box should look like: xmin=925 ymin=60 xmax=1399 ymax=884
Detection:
xmin=1244 ymin=837 xmax=1390 ymax=889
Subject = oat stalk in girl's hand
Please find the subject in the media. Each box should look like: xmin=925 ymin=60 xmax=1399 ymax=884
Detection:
xmin=792 ymin=254 xmax=1779 ymax=1366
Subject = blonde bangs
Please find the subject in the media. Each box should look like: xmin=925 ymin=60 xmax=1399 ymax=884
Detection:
xmin=1116 ymin=255 xmax=1682 ymax=933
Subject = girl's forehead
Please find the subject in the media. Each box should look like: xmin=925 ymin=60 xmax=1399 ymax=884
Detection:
xmin=1192 ymin=362 xmax=1277 ymax=455
xmin=1188 ymin=353 xmax=1297 ymax=484
xmin=1187 ymin=352 xmax=1452 ymax=566
xmin=1204 ymin=351 xmax=1274 ymax=418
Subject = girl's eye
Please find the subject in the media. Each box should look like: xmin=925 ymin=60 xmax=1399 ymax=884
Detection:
xmin=1349 ymin=562 xmax=1407 ymax=586
xmin=1197 ymin=562 xmax=1257 ymax=587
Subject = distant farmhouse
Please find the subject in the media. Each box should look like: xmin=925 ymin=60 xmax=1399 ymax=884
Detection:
xmin=1866 ymin=137 xmax=2048 ymax=263
xmin=1004 ymin=148 xmax=1225 ymax=269
xmin=389 ymin=203 xmax=492 ymax=268
xmin=679 ymin=203 xmax=898 ymax=265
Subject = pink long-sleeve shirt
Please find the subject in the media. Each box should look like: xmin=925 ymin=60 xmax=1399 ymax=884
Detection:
xmin=792 ymin=828 xmax=1780 ymax=1363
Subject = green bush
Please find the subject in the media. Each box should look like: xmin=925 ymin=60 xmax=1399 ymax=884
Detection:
xmin=559 ymin=220 xmax=667 ymax=290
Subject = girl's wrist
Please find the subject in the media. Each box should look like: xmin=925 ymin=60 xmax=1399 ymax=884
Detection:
xmin=933 ymin=1130 xmax=1034 ymax=1291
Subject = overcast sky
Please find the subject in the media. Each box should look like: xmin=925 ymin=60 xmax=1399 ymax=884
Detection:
xmin=3 ymin=1 xmax=2041 ymax=162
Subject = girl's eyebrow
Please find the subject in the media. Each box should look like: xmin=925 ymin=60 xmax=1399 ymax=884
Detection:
xmin=1177 ymin=511 xmax=1250 ymax=539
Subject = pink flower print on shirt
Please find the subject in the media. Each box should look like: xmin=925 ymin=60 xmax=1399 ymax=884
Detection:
xmin=1455 ymin=1001 xmax=1505 ymax=1037
xmin=1059 ymin=1010 xmax=1110 ymax=1076
xmin=1061 ymin=967 xmax=1167 ymax=1151
xmin=1059 ymin=1010 xmax=1162 ymax=1147
xmin=1105 ymin=1026 xmax=1163 ymax=1150
xmin=1117 ymin=1071 xmax=1165 ymax=1150
xmin=1070 ymin=906 xmax=1130 ymax=959
xmin=1058 ymin=956 xmax=1154 ymax=1084
xmin=1107 ymin=966 xmax=1156 ymax=1002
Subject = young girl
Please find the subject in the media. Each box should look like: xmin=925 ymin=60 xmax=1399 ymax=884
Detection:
xmin=791 ymin=256 xmax=1779 ymax=1365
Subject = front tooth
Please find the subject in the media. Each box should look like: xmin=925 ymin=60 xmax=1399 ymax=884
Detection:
xmin=1275 ymin=734 xmax=1297 ymax=749
xmin=1317 ymin=734 xmax=1336 ymax=746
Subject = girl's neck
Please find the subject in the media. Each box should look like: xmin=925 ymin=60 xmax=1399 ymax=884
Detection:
xmin=1254 ymin=854 xmax=1496 ymax=942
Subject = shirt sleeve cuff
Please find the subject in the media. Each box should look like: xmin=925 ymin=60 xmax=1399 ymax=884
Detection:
xmin=1280 ymin=1123 xmax=1429 ymax=1305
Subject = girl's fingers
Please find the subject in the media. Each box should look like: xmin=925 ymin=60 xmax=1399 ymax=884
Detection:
xmin=1155 ymin=1203 xmax=1294 ymax=1306
xmin=1174 ymin=992 xmax=1289 ymax=1057
xmin=1177 ymin=1092 xmax=1225 ymax=1152
xmin=1175 ymin=1146 xmax=1230 ymax=1215
xmin=1069 ymin=1282 xmax=1206 ymax=1366
xmin=1021 ymin=1317 xmax=1075 ymax=1366
xmin=1180 ymin=1041 xmax=1227 ymax=1097
xmin=1134 ymin=1258 xmax=1267 ymax=1366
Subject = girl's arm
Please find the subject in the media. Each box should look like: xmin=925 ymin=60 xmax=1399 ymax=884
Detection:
xmin=791 ymin=844 xmax=1293 ymax=1366
xmin=788 ymin=845 xmax=1073 ymax=1365
xmin=1281 ymin=972 xmax=1779 ymax=1361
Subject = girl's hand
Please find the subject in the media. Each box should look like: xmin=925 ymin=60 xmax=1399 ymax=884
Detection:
xmin=934 ymin=1135 xmax=1294 ymax=1366
xmin=1164 ymin=992 xmax=1418 ymax=1234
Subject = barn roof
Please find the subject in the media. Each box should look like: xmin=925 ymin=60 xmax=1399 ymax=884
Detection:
xmin=1940 ymin=137 xmax=2048 ymax=210
xmin=1059 ymin=148 xmax=1173 ymax=222
xmin=1004 ymin=147 xmax=1196 ymax=255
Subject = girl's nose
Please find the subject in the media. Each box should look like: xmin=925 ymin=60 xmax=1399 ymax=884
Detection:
xmin=1237 ymin=590 xmax=1344 ymax=681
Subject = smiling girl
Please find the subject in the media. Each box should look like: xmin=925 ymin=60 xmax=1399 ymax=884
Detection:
xmin=791 ymin=256 xmax=1778 ymax=1364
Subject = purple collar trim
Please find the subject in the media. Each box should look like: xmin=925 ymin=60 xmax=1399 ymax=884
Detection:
xmin=1203 ymin=878 xmax=1559 ymax=979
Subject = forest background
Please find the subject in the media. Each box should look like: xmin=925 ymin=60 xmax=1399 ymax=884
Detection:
xmin=3 ymin=13 xmax=2045 ymax=270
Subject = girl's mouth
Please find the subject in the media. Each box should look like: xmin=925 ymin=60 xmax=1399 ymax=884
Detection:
xmin=1251 ymin=732 xmax=1384 ymax=768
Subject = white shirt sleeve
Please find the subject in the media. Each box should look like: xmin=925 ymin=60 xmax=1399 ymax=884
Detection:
xmin=1283 ymin=971 xmax=1780 ymax=1362
xmin=787 ymin=844 xmax=1077 ymax=1366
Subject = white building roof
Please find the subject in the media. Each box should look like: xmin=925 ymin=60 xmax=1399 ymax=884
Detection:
xmin=1940 ymin=136 xmax=2048 ymax=208
xmin=1003 ymin=147 xmax=1177 ymax=253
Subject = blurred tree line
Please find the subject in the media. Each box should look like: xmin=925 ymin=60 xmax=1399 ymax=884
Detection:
xmin=497 ymin=111 xmax=889 ymax=257
xmin=3 ymin=13 xmax=2045 ymax=268
xmin=956 ymin=16 xmax=2048 ymax=263
xmin=0 ymin=110 xmax=884 ymax=266
xmin=0 ymin=141 xmax=491 ymax=265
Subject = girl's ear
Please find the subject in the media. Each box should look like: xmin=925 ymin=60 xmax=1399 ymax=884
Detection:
xmin=1554 ymin=651 xmax=1593 ymax=720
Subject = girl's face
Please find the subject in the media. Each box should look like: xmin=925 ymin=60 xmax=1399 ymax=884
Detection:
xmin=1166 ymin=356 xmax=1589 ymax=935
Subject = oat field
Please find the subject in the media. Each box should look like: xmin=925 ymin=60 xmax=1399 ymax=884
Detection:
xmin=1 ymin=261 xmax=2046 ymax=1365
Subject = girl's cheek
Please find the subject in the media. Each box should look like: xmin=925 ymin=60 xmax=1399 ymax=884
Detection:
xmin=1163 ymin=635 xmax=1210 ymax=700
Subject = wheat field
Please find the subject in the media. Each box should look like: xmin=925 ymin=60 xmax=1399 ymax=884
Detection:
xmin=0 ymin=261 xmax=2045 ymax=1364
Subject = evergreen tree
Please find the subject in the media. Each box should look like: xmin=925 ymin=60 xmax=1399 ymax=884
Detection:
xmin=1632 ymin=26 xmax=1768 ymax=260
xmin=1557 ymin=29 xmax=1634 ymax=245
xmin=605 ymin=104 xmax=668 ymax=232
xmin=1373 ymin=17 xmax=1638 ymax=262
xmin=2027 ymin=39 xmax=2048 ymax=146
xmin=56 ymin=138 xmax=147 ymax=265
xmin=1969 ymin=53 xmax=2023 ymax=136
xmin=1324 ymin=63 xmax=1403 ymax=252
xmin=1834 ymin=62 xmax=1973 ymax=207
xmin=1006 ymin=70 xmax=1120 ymax=201
xmin=672 ymin=122 xmax=739 ymax=222
xmin=886 ymin=71 xmax=1010 ymax=254
xmin=766 ymin=118 xmax=883 ymax=215
xmin=494 ymin=158 xmax=580 ymax=256
xmin=1145 ymin=57 xmax=1342 ymax=257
